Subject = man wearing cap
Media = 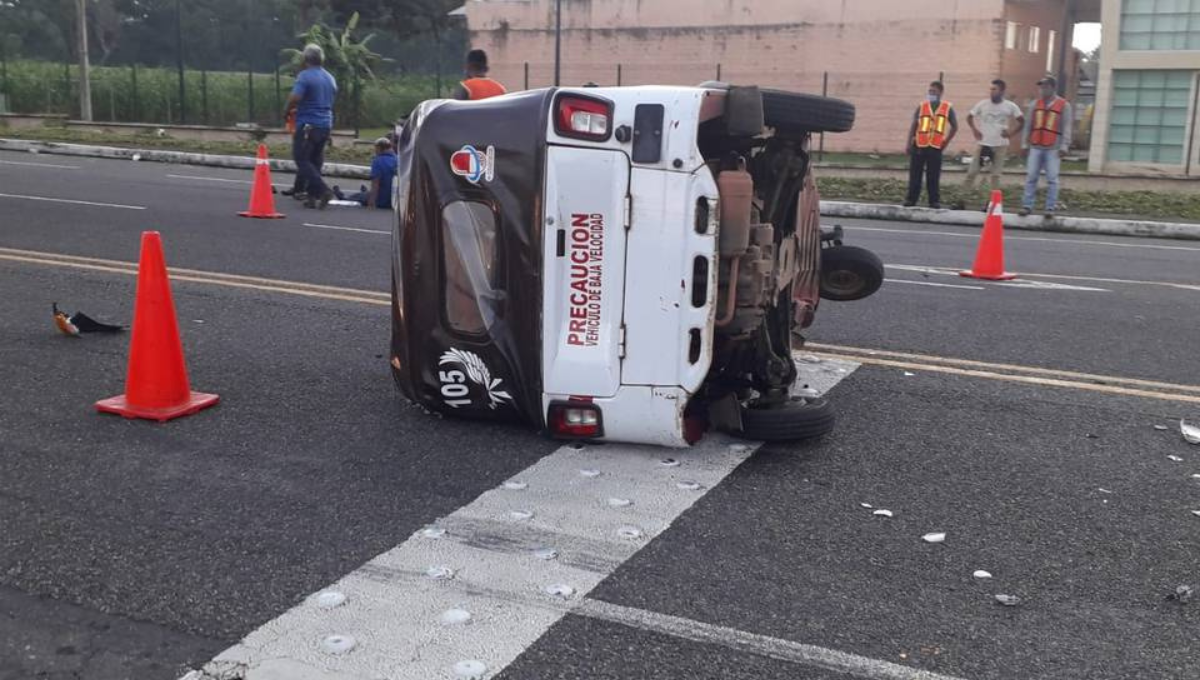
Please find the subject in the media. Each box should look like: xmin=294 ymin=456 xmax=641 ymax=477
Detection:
xmin=1020 ymin=75 xmax=1073 ymax=217
xmin=452 ymin=50 xmax=507 ymax=101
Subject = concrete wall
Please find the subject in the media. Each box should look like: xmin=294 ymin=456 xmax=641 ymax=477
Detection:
xmin=465 ymin=0 xmax=1018 ymax=153
xmin=1087 ymin=0 xmax=1200 ymax=176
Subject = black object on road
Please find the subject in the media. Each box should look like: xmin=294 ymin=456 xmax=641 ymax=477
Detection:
xmin=52 ymin=303 xmax=126 ymax=336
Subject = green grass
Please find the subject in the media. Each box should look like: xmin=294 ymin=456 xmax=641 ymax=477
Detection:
xmin=815 ymin=151 xmax=1089 ymax=173
xmin=816 ymin=177 xmax=1200 ymax=222
xmin=1 ymin=60 xmax=435 ymax=129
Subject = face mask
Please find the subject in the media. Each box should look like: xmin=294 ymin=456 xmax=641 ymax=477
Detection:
xmin=991 ymin=94 xmax=1004 ymax=103
xmin=928 ymin=94 xmax=940 ymax=103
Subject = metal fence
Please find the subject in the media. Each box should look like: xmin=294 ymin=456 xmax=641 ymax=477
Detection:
xmin=0 ymin=60 xmax=440 ymax=132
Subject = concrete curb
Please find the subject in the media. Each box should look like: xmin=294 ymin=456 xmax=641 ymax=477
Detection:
xmin=819 ymin=200 xmax=1200 ymax=242
xmin=0 ymin=138 xmax=371 ymax=180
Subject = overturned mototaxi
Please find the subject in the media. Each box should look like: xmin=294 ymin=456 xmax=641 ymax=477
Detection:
xmin=390 ymin=84 xmax=883 ymax=447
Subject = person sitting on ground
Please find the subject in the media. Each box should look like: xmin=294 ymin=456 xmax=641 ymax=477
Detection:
xmin=452 ymin=50 xmax=507 ymax=101
xmin=333 ymin=137 xmax=398 ymax=209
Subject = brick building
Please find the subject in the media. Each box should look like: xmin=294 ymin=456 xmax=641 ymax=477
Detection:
xmin=462 ymin=0 xmax=1087 ymax=153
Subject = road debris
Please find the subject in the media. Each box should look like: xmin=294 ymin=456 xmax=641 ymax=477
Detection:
xmin=1168 ymin=455 xmax=1184 ymax=462
xmin=973 ymin=570 xmax=993 ymax=579
xmin=860 ymin=502 xmax=874 ymax=509
xmin=1154 ymin=424 xmax=1169 ymax=431
xmin=922 ymin=532 xmax=946 ymax=543
xmin=1098 ymin=488 xmax=1113 ymax=494
xmin=873 ymin=509 xmax=894 ymax=518
xmin=994 ymin=594 xmax=1021 ymax=607
xmin=1182 ymin=420 xmax=1200 ymax=445
xmin=903 ymin=371 xmax=916 ymax=377
xmin=1168 ymin=585 xmax=1194 ymax=603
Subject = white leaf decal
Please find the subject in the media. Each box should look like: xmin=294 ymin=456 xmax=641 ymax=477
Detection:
xmin=439 ymin=349 xmax=514 ymax=409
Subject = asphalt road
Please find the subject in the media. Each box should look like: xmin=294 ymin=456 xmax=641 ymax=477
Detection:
xmin=1 ymin=150 xmax=1198 ymax=680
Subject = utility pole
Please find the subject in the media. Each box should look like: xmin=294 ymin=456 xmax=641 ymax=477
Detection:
xmin=176 ymin=0 xmax=186 ymax=123
xmin=76 ymin=0 xmax=93 ymax=121
xmin=554 ymin=0 xmax=562 ymax=86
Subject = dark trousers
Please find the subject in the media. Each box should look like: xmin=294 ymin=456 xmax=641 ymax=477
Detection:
xmin=293 ymin=126 xmax=330 ymax=197
xmin=905 ymin=146 xmax=943 ymax=206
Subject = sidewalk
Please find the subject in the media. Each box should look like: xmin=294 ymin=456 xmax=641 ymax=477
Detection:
xmin=820 ymin=201 xmax=1200 ymax=241
xmin=0 ymin=138 xmax=371 ymax=180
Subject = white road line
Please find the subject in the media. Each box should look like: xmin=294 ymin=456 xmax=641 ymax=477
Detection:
xmin=888 ymin=263 xmax=1196 ymax=292
xmin=0 ymin=159 xmax=82 ymax=170
xmin=575 ymin=598 xmax=968 ymax=680
xmin=166 ymin=173 xmax=284 ymax=188
xmin=182 ymin=359 xmax=867 ymax=680
xmin=0 ymin=192 xmax=145 ymax=210
xmin=849 ymin=225 xmax=1200 ymax=252
xmin=884 ymin=278 xmax=983 ymax=290
xmin=304 ymin=222 xmax=390 ymax=235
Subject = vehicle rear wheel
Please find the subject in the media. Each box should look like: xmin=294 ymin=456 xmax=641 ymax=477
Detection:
xmin=739 ymin=397 xmax=836 ymax=441
xmin=761 ymin=90 xmax=856 ymax=134
xmin=820 ymin=245 xmax=884 ymax=301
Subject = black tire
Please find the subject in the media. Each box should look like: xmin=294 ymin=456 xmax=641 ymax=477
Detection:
xmin=739 ymin=397 xmax=837 ymax=442
xmin=820 ymin=245 xmax=884 ymax=301
xmin=761 ymin=90 xmax=856 ymax=133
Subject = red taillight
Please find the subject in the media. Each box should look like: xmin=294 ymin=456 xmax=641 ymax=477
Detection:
xmin=555 ymin=94 xmax=613 ymax=141
xmin=548 ymin=401 xmax=604 ymax=439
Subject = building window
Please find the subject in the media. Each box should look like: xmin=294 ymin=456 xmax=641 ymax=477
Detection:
xmin=1028 ymin=26 xmax=1041 ymax=53
xmin=1005 ymin=21 xmax=1020 ymax=49
xmin=1107 ymin=70 xmax=1193 ymax=164
xmin=1046 ymin=30 xmax=1058 ymax=71
xmin=1120 ymin=0 xmax=1200 ymax=51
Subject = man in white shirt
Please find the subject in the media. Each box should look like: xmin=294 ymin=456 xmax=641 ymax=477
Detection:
xmin=960 ymin=79 xmax=1024 ymax=208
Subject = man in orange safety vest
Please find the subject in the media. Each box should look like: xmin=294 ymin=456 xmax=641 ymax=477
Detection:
xmin=452 ymin=50 xmax=508 ymax=101
xmin=904 ymin=81 xmax=958 ymax=209
xmin=1020 ymin=75 xmax=1074 ymax=217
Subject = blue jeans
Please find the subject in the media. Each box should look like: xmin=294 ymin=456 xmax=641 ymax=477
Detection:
xmin=293 ymin=125 xmax=330 ymax=197
xmin=1022 ymin=147 xmax=1061 ymax=210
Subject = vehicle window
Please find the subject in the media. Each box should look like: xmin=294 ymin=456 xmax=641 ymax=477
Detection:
xmin=442 ymin=201 xmax=501 ymax=335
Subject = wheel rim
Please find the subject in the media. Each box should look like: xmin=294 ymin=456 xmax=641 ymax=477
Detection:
xmin=823 ymin=269 xmax=865 ymax=297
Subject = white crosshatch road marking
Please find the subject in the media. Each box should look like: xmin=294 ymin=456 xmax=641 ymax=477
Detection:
xmin=175 ymin=358 xmax=959 ymax=680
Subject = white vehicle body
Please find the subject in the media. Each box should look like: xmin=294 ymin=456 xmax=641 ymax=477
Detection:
xmin=542 ymin=87 xmax=721 ymax=447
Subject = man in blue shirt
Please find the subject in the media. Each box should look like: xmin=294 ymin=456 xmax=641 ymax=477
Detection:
xmin=334 ymin=137 xmax=398 ymax=209
xmin=284 ymin=44 xmax=338 ymax=209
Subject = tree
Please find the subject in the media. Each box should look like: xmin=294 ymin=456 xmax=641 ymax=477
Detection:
xmin=328 ymin=0 xmax=462 ymax=90
xmin=280 ymin=11 xmax=384 ymax=84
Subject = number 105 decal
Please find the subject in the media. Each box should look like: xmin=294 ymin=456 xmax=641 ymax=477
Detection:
xmin=438 ymin=349 xmax=514 ymax=409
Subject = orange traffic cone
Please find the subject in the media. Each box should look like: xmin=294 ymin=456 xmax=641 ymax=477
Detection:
xmin=960 ymin=190 xmax=1017 ymax=281
xmin=239 ymin=143 xmax=285 ymax=219
xmin=96 ymin=232 xmax=219 ymax=422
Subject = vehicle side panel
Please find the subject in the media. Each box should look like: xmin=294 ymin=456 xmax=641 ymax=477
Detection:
xmin=391 ymin=90 xmax=554 ymax=425
xmin=541 ymin=147 xmax=631 ymax=398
